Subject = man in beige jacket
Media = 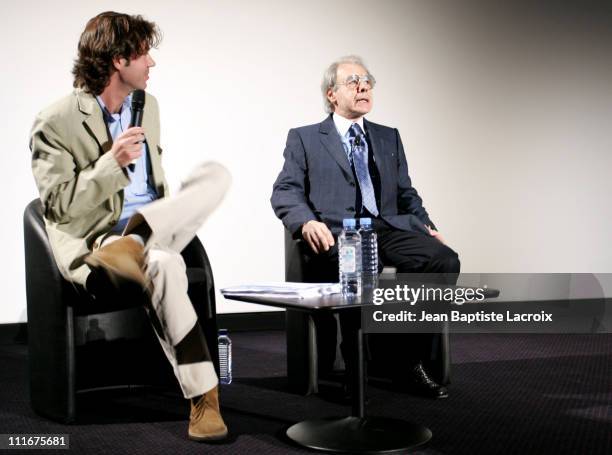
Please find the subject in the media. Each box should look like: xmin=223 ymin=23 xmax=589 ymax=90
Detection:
xmin=29 ymin=11 xmax=230 ymax=441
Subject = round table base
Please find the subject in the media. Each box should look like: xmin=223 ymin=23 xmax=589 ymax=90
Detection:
xmin=286 ymin=416 xmax=432 ymax=454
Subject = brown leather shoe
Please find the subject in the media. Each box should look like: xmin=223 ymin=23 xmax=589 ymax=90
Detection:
xmin=188 ymin=386 xmax=228 ymax=441
xmin=84 ymin=236 xmax=147 ymax=288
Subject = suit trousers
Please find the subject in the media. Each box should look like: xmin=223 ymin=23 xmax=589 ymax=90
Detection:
xmin=100 ymin=162 xmax=231 ymax=399
xmin=301 ymin=220 xmax=460 ymax=378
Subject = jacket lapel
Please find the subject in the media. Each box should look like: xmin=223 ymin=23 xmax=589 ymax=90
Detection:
xmin=364 ymin=119 xmax=387 ymax=183
xmin=141 ymin=93 xmax=164 ymax=194
xmin=319 ymin=115 xmax=354 ymax=182
xmin=76 ymin=89 xmax=112 ymax=154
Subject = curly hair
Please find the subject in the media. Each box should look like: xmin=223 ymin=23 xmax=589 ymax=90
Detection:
xmin=72 ymin=11 xmax=162 ymax=95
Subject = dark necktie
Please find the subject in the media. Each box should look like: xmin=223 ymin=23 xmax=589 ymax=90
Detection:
xmin=348 ymin=123 xmax=379 ymax=217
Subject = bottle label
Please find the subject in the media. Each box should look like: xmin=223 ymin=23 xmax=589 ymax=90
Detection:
xmin=340 ymin=246 xmax=356 ymax=273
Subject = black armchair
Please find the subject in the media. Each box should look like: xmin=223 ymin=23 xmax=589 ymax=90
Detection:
xmin=284 ymin=230 xmax=451 ymax=395
xmin=24 ymin=199 xmax=220 ymax=423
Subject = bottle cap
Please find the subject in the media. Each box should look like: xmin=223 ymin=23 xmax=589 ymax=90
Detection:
xmin=359 ymin=217 xmax=372 ymax=227
xmin=343 ymin=218 xmax=356 ymax=228
xmin=218 ymin=328 xmax=228 ymax=335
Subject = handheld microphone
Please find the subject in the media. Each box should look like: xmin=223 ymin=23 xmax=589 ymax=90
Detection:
xmin=128 ymin=89 xmax=146 ymax=172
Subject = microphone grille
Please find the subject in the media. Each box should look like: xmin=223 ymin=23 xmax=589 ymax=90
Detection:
xmin=131 ymin=89 xmax=146 ymax=109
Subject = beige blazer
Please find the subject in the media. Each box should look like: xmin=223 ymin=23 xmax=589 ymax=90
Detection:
xmin=30 ymin=88 xmax=169 ymax=285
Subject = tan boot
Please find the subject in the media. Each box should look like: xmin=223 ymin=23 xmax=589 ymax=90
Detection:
xmin=85 ymin=236 xmax=147 ymax=287
xmin=188 ymin=386 xmax=228 ymax=441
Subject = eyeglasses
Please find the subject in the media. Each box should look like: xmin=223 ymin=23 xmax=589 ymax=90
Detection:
xmin=336 ymin=74 xmax=376 ymax=90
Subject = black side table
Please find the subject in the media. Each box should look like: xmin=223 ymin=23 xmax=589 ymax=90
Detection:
xmin=223 ymin=292 xmax=438 ymax=454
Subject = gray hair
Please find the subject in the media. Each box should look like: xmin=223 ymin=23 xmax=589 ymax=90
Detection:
xmin=321 ymin=55 xmax=370 ymax=114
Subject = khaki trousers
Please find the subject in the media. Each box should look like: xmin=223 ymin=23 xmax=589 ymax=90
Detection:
xmin=103 ymin=161 xmax=231 ymax=398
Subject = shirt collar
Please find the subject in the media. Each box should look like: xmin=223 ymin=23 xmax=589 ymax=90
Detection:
xmin=95 ymin=93 xmax=132 ymax=121
xmin=332 ymin=112 xmax=365 ymax=138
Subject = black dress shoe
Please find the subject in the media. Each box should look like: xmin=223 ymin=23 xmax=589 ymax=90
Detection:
xmin=408 ymin=363 xmax=448 ymax=399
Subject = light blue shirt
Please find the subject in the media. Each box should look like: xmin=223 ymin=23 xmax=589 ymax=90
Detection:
xmin=96 ymin=94 xmax=158 ymax=233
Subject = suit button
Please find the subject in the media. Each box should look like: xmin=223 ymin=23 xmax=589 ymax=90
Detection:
xmin=349 ymin=181 xmax=356 ymax=187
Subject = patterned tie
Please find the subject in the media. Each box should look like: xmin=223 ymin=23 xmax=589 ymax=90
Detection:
xmin=348 ymin=123 xmax=379 ymax=217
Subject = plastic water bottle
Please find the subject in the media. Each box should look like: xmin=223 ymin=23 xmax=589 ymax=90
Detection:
xmin=338 ymin=218 xmax=362 ymax=297
xmin=359 ymin=218 xmax=379 ymax=289
xmin=218 ymin=329 xmax=232 ymax=385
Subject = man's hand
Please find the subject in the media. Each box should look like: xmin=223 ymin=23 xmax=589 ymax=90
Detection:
xmin=111 ymin=127 xmax=145 ymax=168
xmin=426 ymin=225 xmax=446 ymax=245
xmin=302 ymin=220 xmax=335 ymax=254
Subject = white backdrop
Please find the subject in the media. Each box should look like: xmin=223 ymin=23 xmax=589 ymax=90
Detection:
xmin=2 ymin=1 xmax=611 ymax=323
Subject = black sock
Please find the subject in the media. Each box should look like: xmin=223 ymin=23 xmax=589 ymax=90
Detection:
xmin=176 ymin=323 xmax=211 ymax=365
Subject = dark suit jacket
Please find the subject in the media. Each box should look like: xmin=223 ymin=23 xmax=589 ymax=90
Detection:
xmin=271 ymin=114 xmax=435 ymax=238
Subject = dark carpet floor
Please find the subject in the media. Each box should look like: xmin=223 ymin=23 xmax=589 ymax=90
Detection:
xmin=0 ymin=332 xmax=610 ymax=454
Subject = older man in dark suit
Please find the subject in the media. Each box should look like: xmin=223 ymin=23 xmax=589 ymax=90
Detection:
xmin=271 ymin=55 xmax=460 ymax=398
